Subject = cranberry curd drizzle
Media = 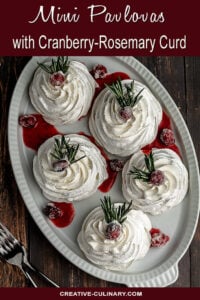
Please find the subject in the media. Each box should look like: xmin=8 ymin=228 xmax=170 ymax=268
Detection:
xmin=22 ymin=114 xmax=59 ymax=151
xmin=48 ymin=202 xmax=75 ymax=228
xmin=142 ymin=111 xmax=181 ymax=156
xmin=150 ymin=228 xmax=170 ymax=247
xmin=95 ymin=72 xmax=130 ymax=96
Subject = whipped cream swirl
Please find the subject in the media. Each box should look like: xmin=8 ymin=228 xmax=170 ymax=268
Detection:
xmin=29 ymin=60 xmax=96 ymax=125
xmin=77 ymin=205 xmax=151 ymax=271
xmin=122 ymin=148 xmax=188 ymax=215
xmin=33 ymin=134 xmax=108 ymax=202
xmin=89 ymin=80 xmax=162 ymax=157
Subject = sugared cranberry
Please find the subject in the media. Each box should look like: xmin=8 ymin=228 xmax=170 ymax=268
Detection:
xmin=50 ymin=72 xmax=65 ymax=86
xmin=109 ymin=159 xmax=124 ymax=172
xmin=19 ymin=114 xmax=38 ymax=128
xmin=150 ymin=228 xmax=170 ymax=247
xmin=160 ymin=128 xmax=175 ymax=146
xmin=150 ymin=170 xmax=165 ymax=186
xmin=92 ymin=64 xmax=107 ymax=79
xmin=119 ymin=106 xmax=133 ymax=121
xmin=105 ymin=222 xmax=121 ymax=240
xmin=52 ymin=160 xmax=69 ymax=172
xmin=44 ymin=202 xmax=64 ymax=220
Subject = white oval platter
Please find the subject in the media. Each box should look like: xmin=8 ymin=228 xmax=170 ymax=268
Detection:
xmin=8 ymin=56 xmax=200 ymax=287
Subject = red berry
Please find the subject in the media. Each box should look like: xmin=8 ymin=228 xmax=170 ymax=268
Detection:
xmin=109 ymin=159 xmax=124 ymax=172
xmin=160 ymin=128 xmax=175 ymax=146
xmin=150 ymin=170 xmax=165 ymax=186
xmin=44 ymin=202 xmax=64 ymax=220
xmin=53 ymin=160 xmax=69 ymax=172
xmin=150 ymin=228 xmax=160 ymax=235
xmin=92 ymin=64 xmax=107 ymax=79
xmin=119 ymin=106 xmax=133 ymax=121
xmin=50 ymin=72 xmax=65 ymax=86
xmin=150 ymin=228 xmax=170 ymax=247
xmin=105 ymin=222 xmax=121 ymax=240
xmin=19 ymin=114 xmax=38 ymax=128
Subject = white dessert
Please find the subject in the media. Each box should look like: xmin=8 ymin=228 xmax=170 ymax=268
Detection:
xmin=33 ymin=134 xmax=108 ymax=202
xmin=29 ymin=60 xmax=96 ymax=125
xmin=89 ymin=79 xmax=162 ymax=157
xmin=122 ymin=148 xmax=188 ymax=215
xmin=77 ymin=205 xmax=151 ymax=271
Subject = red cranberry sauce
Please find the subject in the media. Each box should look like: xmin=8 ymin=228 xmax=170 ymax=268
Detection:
xmin=142 ymin=111 xmax=181 ymax=156
xmin=21 ymin=114 xmax=59 ymax=151
xmin=94 ymin=72 xmax=130 ymax=96
xmin=150 ymin=227 xmax=170 ymax=248
xmin=78 ymin=132 xmax=117 ymax=193
xmin=45 ymin=202 xmax=75 ymax=228
xmin=99 ymin=164 xmax=118 ymax=193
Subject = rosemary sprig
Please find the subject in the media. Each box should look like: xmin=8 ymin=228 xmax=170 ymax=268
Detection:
xmin=100 ymin=196 xmax=132 ymax=224
xmin=106 ymin=79 xmax=144 ymax=108
xmin=129 ymin=151 xmax=155 ymax=182
xmin=144 ymin=151 xmax=155 ymax=173
xmin=51 ymin=136 xmax=86 ymax=164
xmin=38 ymin=56 xmax=69 ymax=74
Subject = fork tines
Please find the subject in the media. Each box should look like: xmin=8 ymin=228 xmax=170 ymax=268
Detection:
xmin=0 ymin=223 xmax=21 ymax=259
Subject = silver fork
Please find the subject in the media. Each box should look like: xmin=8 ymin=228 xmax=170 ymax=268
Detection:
xmin=0 ymin=222 xmax=59 ymax=287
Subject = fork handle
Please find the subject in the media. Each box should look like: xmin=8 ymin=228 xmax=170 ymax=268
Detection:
xmin=21 ymin=262 xmax=59 ymax=287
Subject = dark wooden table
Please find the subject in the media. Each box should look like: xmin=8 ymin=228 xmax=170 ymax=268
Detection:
xmin=0 ymin=56 xmax=199 ymax=287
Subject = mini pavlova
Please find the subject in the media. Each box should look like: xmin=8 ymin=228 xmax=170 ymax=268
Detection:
xmin=77 ymin=196 xmax=152 ymax=270
xmin=89 ymin=79 xmax=162 ymax=156
xmin=122 ymin=149 xmax=188 ymax=215
xmin=30 ymin=57 xmax=96 ymax=125
xmin=33 ymin=134 xmax=108 ymax=202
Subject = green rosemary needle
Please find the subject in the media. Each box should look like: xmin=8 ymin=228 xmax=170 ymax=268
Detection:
xmin=38 ymin=56 xmax=69 ymax=74
xmin=50 ymin=136 xmax=86 ymax=164
xmin=106 ymin=79 xmax=144 ymax=109
xmin=129 ymin=151 xmax=155 ymax=182
xmin=100 ymin=196 xmax=132 ymax=224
